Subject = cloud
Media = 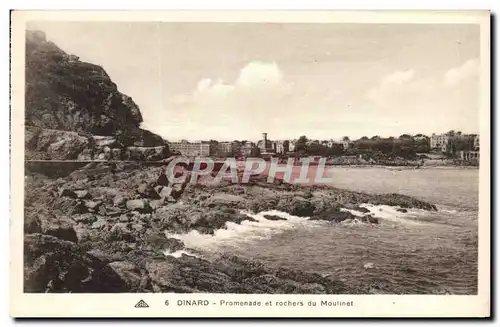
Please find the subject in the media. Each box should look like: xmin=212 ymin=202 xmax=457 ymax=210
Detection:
xmin=153 ymin=61 xmax=295 ymax=140
xmin=366 ymin=69 xmax=422 ymax=104
xmin=443 ymin=58 xmax=479 ymax=87
xmin=180 ymin=61 xmax=290 ymax=105
xmin=235 ymin=61 xmax=284 ymax=88
xmin=363 ymin=59 xmax=480 ymax=135
xmin=380 ymin=69 xmax=415 ymax=89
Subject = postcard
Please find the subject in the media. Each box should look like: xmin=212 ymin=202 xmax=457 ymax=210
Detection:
xmin=10 ymin=10 xmax=491 ymax=318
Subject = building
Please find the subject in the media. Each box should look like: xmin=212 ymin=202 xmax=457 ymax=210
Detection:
xmin=275 ymin=140 xmax=289 ymax=155
xmin=459 ymin=150 xmax=479 ymax=161
xmin=258 ymin=133 xmax=276 ymax=154
xmin=168 ymin=140 xmax=213 ymax=157
xmin=473 ymin=135 xmax=480 ymax=150
xmin=240 ymin=141 xmax=259 ymax=157
xmin=216 ymin=141 xmax=241 ymax=157
xmin=430 ymin=133 xmax=450 ymax=152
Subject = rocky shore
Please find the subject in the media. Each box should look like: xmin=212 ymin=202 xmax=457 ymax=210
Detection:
xmin=22 ymin=30 xmax=440 ymax=294
xmin=24 ymin=161 xmax=437 ymax=294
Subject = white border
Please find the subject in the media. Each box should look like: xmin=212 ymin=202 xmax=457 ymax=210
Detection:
xmin=7 ymin=8 xmax=492 ymax=320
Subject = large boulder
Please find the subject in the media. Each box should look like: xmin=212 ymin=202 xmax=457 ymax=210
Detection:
xmin=107 ymin=261 xmax=151 ymax=292
xmin=24 ymin=233 xmax=128 ymax=293
xmin=25 ymin=127 xmax=90 ymax=160
xmin=309 ymin=209 xmax=356 ymax=223
xmin=126 ymin=199 xmax=152 ymax=213
xmin=278 ymin=196 xmax=315 ymax=217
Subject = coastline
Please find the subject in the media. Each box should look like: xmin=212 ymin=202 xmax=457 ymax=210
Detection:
xmin=23 ymin=161 xmax=440 ymax=294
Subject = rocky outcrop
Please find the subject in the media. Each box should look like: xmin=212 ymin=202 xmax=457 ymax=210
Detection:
xmin=25 ymin=30 xmax=167 ymax=157
xmin=25 ymin=126 xmax=170 ymax=161
xmin=24 ymin=233 xmax=129 ymax=293
xmin=23 ymin=162 xmax=439 ymax=294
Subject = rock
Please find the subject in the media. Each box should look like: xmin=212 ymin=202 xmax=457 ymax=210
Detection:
xmin=24 ymin=215 xmax=42 ymax=234
xmin=24 ymin=233 xmax=128 ymax=293
xmin=263 ymin=214 xmax=287 ymax=221
xmin=111 ymin=148 xmax=122 ymax=160
xmin=119 ymin=215 xmax=129 ymax=223
xmin=74 ymin=190 xmax=91 ymax=199
xmin=73 ymin=224 xmax=91 ymax=242
xmin=137 ymin=183 xmax=160 ymax=199
xmin=58 ymin=188 xmax=77 ymax=198
xmin=154 ymin=185 xmax=163 ymax=195
xmin=283 ymin=196 xmax=315 ymax=217
xmin=397 ymin=208 xmax=408 ymax=213
xmin=204 ymin=194 xmax=246 ymax=208
xmin=164 ymin=238 xmax=185 ymax=252
xmin=106 ymin=207 xmax=125 ymax=217
xmin=124 ymin=146 xmax=169 ymax=161
xmin=145 ymin=232 xmax=185 ymax=252
xmin=25 ymin=31 xmax=165 ymax=147
xmin=126 ymin=199 xmax=151 ymax=213
xmin=158 ymin=187 xmax=173 ymax=200
xmin=84 ymin=200 xmax=102 ymax=212
xmin=73 ymin=213 xmax=98 ymax=224
xmin=107 ymin=261 xmax=150 ymax=292
xmin=107 ymin=223 xmax=135 ymax=242
xmin=131 ymin=223 xmax=145 ymax=232
xmin=25 ymin=127 xmax=91 ymax=160
xmin=149 ymin=199 xmax=165 ymax=211
xmin=91 ymin=218 xmax=108 ymax=230
xmin=310 ymin=209 xmax=356 ymax=223
xmin=113 ymin=195 xmax=127 ymax=207
xmin=370 ymin=193 xmax=437 ymax=211
xmin=39 ymin=215 xmax=78 ymax=243
xmin=354 ymin=206 xmax=370 ymax=213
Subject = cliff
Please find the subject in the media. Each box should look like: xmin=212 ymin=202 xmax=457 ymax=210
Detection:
xmin=25 ymin=30 xmax=165 ymax=149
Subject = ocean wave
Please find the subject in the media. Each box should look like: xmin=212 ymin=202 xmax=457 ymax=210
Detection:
xmin=165 ymin=210 xmax=312 ymax=250
xmin=358 ymin=203 xmax=428 ymax=226
xmin=163 ymin=249 xmax=198 ymax=258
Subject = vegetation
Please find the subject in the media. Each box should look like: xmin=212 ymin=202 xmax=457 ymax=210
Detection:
xmin=290 ymin=132 xmax=477 ymax=160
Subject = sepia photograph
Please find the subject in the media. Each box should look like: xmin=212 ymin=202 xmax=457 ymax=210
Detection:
xmin=10 ymin=10 xmax=490 ymax=318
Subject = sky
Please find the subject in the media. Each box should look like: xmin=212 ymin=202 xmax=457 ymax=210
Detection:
xmin=26 ymin=21 xmax=481 ymax=142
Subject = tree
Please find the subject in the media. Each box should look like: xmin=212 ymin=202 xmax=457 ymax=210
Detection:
xmin=398 ymin=134 xmax=413 ymax=140
xmin=342 ymin=136 xmax=350 ymax=142
xmin=414 ymin=137 xmax=430 ymax=153
xmin=295 ymin=135 xmax=308 ymax=152
xmin=326 ymin=143 xmax=344 ymax=156
xmin=283 ymin=140 xmax=290 ymax=152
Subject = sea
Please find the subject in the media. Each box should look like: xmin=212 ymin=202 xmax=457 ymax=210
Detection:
xmin=168 ymin=166 xmax=479 ymax=294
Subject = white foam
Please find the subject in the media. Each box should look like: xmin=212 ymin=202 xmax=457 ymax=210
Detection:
xmin=165 ymin=210 xmax=313 ymax=251
xmin=340 ymin=208 xmax=370 ymax=217
xmin=358 ymin=203 xmax=425 ymax=226
xmin=163 ymin=249 xmax=198 ymax=258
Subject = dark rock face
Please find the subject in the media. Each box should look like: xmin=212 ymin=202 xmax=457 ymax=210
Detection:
xmin=370 ymin=193 xmax=437 ymax=211
xmin=25 ymin=30 xmax=165 ymax=149
xmin=146 ymin=255 xmax=349 ymax=294
xmin=309 ymin=209 xmax=356 ymax=223
xmin=24 ymin=234 xmax=129 ymax=293
xmin=263 ymin=214 xmax=287 ymax=221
